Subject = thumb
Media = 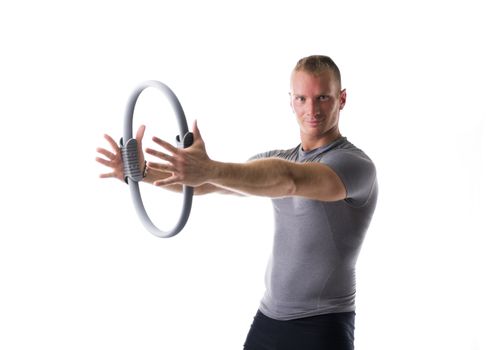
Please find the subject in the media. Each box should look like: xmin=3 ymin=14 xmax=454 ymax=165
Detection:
xmin=192 ymin=120 xmax=202 ymax=142
xmin=136 ymin=125 xmax=146 ymax=169
xmin=136 ymin=124 xmax=146 ymax=143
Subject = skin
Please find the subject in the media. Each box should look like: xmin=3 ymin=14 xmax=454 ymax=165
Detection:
xmin=290 ymin=69 xmax=346 ymax=151
xmin=96 ymin=68 xmax=347 ymax=201
xmin=96 ymin=125 xmax=146 ymax=181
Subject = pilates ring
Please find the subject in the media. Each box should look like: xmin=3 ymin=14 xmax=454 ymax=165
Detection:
xmin=121 ymin=80 xmax=194 ymax=238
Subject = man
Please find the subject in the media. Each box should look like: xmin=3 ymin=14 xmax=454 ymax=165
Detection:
xmin=96 ymin=55 xmax=378 ymax=349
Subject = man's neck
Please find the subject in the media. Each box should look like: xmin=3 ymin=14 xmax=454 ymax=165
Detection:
xmin=301 ymin=129 xmax=342 ymax=152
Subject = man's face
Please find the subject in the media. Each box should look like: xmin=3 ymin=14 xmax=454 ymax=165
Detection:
xmin=290 ymin=69 xmax=346 ymax=142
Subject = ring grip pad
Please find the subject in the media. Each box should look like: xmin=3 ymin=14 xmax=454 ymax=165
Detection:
xmin=120 ymin=138 xmax=142 ymax=183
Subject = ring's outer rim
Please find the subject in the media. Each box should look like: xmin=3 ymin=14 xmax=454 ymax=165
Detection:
xmin=123 ymin=80 xmax=194 ymax=238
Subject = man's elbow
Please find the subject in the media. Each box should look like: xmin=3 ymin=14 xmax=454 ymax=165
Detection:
xmin=283 ymin=166 xmax=299 ymax=197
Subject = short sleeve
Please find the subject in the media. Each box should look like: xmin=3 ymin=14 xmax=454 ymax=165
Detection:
xmin=322 ymin=150 xmax=377 ymax=207
xmin=248 ymin=150 xmax=286 ymax=162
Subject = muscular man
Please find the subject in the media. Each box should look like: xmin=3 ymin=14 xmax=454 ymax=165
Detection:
xmin=96 ymin=55 xmax=378 ymax=350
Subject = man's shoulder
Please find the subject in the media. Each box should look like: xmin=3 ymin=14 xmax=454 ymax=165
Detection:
xmin=249 ymin=145 xmax=301 ymax=161
xmin=322 ymin=138 xmax=373 ymax=164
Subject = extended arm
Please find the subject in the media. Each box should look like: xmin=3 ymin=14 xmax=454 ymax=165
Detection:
xmin=146 ymin=121 xmax=347 ymax=201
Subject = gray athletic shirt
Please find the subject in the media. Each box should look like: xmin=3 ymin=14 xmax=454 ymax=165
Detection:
xmin=251 ymin=137 xmax=378 ymax=321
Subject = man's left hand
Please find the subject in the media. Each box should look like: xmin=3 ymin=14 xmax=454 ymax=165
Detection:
xmin=145 ymin=120 xmax=213 ymax=187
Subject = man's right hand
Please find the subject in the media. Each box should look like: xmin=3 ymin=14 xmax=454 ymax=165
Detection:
xmin=96 ymin=125 xmax=146 ymax=182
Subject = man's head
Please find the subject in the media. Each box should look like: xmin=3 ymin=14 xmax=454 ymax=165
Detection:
xmin=292 ymin=55 xmax=342 ymax=90
xmin=290 ymin=55 xmax=346 ymax=150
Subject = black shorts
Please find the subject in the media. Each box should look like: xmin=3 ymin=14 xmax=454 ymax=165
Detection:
xmin=243 ymin=310 xmax=355 ymax=350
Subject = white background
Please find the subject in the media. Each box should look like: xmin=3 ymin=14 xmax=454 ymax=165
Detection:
xmin=1 ymin=1 xmax=492 ymax=349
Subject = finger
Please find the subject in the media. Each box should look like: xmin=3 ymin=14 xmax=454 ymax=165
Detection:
xmin=145 ymin=148 xmax=176 ymax=163
xmin=152 ymin=136 xmax=178 ymax=154
xmin=99 ymin=172 xmax=116 ymax=179
xmin=104 ymin=134 xmax=120 ymax=153
xmin=147 ymin=161 xmax=176 ymax=173
xmin=95 ymin=157 xmax=113 ymax=167
xmin=136 ymin=125 xmax=146 ymax=143
xmin=96 ymin=147 xmax=116 ymax=160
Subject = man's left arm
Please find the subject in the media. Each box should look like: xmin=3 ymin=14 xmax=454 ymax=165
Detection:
xmin=145 ymin=121 xmax=346 ymax=202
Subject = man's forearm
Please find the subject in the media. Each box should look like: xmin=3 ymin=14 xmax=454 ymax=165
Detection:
xmin=208 ymin=158 xmax=296 ymax=198
xmin=143 ymin=165 xmax=232 ymax=195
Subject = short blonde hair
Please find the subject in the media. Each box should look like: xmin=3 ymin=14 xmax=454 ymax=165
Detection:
xmin=293 ymin=55 xmax=341 ymax=88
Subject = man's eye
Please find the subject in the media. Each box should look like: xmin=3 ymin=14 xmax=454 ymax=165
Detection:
xmin=295 ymin=96 xmax=305 ymax=102
xmin=319 ymin=95 xmax=330 ymax=101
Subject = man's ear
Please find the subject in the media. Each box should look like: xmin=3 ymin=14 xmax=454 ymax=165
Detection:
xmin=339 ymin=89 xmax=347 ymax=110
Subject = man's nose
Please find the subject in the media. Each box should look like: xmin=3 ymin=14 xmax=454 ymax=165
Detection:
xmin=306 ymin=99 xmax=320 ymax=117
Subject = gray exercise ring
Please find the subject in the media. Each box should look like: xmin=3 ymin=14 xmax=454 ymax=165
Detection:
xmin=120 ymin=80 xmax=194 ymax=238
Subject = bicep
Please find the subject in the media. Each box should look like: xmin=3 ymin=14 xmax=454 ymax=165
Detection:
xmin=290 ymin=162 xmax=347 ymax=202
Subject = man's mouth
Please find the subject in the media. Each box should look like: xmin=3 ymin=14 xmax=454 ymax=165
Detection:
xmin=306 ymin=119 xmax=322 ymax=127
